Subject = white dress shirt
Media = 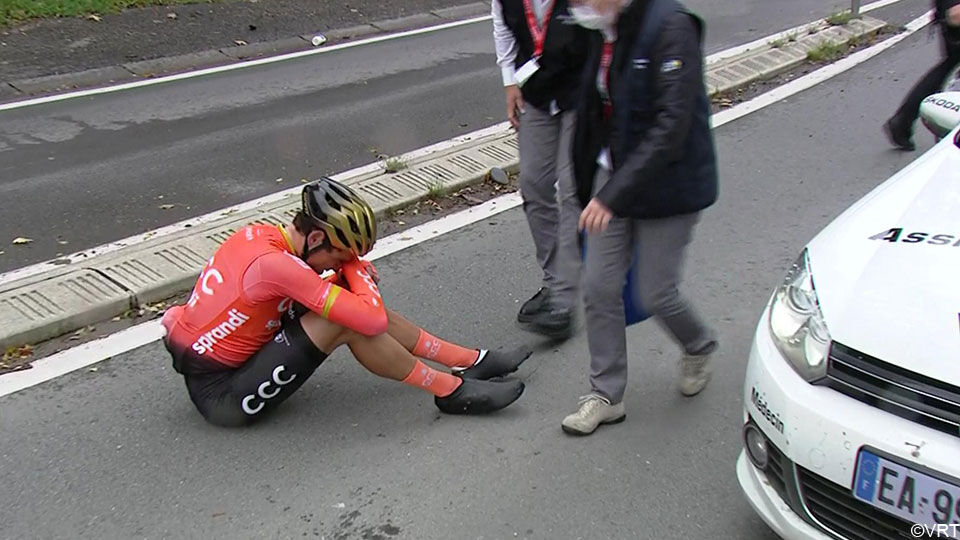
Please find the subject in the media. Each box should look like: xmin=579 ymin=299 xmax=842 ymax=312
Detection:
xmin=492 ymin=0 xmax=554 ymax=86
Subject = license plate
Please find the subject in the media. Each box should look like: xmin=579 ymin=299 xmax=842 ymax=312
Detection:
xmin=853 ymin=449 xmax=960 ymax=526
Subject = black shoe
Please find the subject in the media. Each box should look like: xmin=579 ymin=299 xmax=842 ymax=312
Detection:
xmin=883 ymin=117 xmax=916 ymax=151
xmin=520 ymin=308 xmax=574 ymax=340
xmin=435 ymin=378 xmax=525 ymax=415
xmin=454 ymin=347 xmax=532 ymax=380
xmin=517 ymin=288 xmax=551 ymax=323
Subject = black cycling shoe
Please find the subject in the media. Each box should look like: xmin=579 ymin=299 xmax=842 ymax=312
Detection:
xmin=521 ymin=308 xmax=574 ymax=340
xmin=435 ymin=378 xmax=525 ymax=415
xmin=454 ymin=347 xmax=532 ymax=380
xmin=517 ymin=288 xmax=551 ymax=324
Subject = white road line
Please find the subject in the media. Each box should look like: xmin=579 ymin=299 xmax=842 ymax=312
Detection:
xmin=0 ymin=0 xmax=911 ymax=112
xmin=705 ymin=0 xmax=911 ymax=66
xmin=0 ymin=15 xmax=493 ymax=113
xmin=0 ymin=9 xmax=933 ymax=398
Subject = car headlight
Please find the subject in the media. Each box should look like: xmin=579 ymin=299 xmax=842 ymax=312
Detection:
xmin=768 ymin=249 xmax=831 ymax=382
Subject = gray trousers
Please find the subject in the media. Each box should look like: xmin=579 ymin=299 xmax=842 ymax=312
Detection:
xmin=518 ymin=102 xmax=581 ymax=310
xmin=584 ymin=169 xmax=715 ymax=404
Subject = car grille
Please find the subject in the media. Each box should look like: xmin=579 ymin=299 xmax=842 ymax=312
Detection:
xmin=763 ymin=437 xmax=788 ymax=501
xmin=825 ymin=343 xmax=960 ymax=438
xmin=797 ymin=466 xmax=913 ymax=539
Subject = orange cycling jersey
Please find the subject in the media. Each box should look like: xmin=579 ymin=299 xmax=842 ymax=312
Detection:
xmin=162 ymin=224 xmax=387 ymax=368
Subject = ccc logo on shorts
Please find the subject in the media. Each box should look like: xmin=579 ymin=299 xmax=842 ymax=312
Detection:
xmin=241 ymin=365 xmax=296 ymax=415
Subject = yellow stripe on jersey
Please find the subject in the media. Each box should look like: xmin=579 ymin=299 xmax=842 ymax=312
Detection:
xmin=322 ymin=286 xmax=342 ymax=318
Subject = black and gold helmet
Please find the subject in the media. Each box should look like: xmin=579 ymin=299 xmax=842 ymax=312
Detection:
xmin=301 ymin=177 xmax=377 ymax=257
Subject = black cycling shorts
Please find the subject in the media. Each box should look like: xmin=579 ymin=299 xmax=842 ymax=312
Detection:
xmin=164 ymin=307 xmax=328 ymax=427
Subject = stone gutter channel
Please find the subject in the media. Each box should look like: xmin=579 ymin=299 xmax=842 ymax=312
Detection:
xmin=0 ymin=14 xmax=888 ymax=351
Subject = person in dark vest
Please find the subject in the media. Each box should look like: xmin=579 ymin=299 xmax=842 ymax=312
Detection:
xmin=492 ymin=0 xmax=590 ymax=339
xmin=884 ymin=0 xmax=960 ymax=150
xmin=561 ymin=0 xmax=719 ymax=436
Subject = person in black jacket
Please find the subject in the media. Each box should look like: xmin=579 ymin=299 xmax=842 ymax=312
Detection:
xmin=884 ymin=0 xmax=960 ymax=150
xmin=561 ymin=0 xmax=718 ymax=436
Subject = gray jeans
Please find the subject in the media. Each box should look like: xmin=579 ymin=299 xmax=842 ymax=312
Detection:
xmin=518 ymin=102 xmax=581 ymax=310
xmin=583 ymin=169 xmax=715 ymax=403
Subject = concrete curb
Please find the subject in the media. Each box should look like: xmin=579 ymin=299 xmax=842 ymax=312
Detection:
xmin=0 ymin=11 xmax=892 ymax=351
xmin=705 ymin=15 xmax=888 ymax=96
xmin=0 ymin=1 xmax=491 ymax=104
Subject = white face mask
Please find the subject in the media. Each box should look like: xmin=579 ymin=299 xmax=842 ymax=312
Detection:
xmin=569 ymin=5 xmax=616 ymax=31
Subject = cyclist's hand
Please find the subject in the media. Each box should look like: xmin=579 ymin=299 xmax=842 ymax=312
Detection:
xmin=359 ymin=260 xmax=379 ymax=284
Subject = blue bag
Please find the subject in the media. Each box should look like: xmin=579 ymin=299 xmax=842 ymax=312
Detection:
xmin=581 ymin=232 xmax=651 ymax=326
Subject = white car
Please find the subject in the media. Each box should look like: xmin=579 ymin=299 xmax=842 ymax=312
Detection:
xmin=737 ymin=105 xmax=960 ymax=539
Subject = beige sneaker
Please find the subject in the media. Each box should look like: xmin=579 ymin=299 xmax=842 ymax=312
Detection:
xmin=561 ymin=394 xmax=626 ymax=436
xmin=678 ymin=349 xmax=713 ymax=396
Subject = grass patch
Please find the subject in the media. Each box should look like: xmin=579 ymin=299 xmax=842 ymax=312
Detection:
xmin=826 ymin=10 xmax=854 ymax=26
xmin=382 ymin=157 xmax=407 ymax=173
xmin=0 ymin=0 xmax=224 ymax=27
xmin=426 ymin=182 xmax=446 ymax=199
xmin=807 ymin=40 xmax=848 ymax=62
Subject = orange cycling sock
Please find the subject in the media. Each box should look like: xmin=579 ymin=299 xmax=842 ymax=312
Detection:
xmin=413 ymin=329 xmax=481 ymax=369
xmin=402 ymin=360 xmax=462 ymax=398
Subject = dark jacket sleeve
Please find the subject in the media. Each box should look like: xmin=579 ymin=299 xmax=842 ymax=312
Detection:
xmin=596 ymin=13 xmax=703 ymax=215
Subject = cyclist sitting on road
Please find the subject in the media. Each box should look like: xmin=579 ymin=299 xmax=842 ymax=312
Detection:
xmin=161 ymin=177 xmax=529 ymax=427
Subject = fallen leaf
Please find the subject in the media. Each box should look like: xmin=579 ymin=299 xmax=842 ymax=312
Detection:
xmin=461 ymin=194 xmax=483 ymax=205
xmin=166 ymin=12 xmax=177 ymax=19
xmin=158 ymin=204 xmax=175 ymax=210
xmin=12 ymin=237 xmax=32 ymax=245
xmin=234 ymin=39 xmax=248 ymax=46
xmin=87 ymin=14 xmax=102 ymax=22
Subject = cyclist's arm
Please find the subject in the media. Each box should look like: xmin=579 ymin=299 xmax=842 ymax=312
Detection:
xmin=243 ymin=253 xmax=388 ymax=336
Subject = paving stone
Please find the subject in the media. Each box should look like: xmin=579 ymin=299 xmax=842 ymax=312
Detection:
xmin=432 ymin=2 xmax=490 ymax=20
xmin=219 ymin=37 xmax=310 ymax=60
xmin=371 ymin=13 xmax=442 ymax=32
xmin=314 ymin=24 xmax=379 ymax=42
xmin=10 ymin=66 xmax=136 ymax=95
xmin=123 ymin=50 xmax=231 ymax=77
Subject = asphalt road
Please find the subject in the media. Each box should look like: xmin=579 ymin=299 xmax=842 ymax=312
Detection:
xmin=0 ymin=0 xmax=918 ymax=272
xmin=0 ymin=20 xmax=949 ymax=539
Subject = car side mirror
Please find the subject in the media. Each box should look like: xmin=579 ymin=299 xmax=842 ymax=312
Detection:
xmin=919 ymin=91 xmax=960 ymax=139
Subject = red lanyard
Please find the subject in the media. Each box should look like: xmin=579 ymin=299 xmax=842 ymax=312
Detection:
xmin=599 ymin=40 xmax=615 ymax=119
xmin=523 ymin=0 xmax=557 ymax=57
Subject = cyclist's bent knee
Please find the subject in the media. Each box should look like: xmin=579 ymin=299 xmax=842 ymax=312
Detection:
xmin=299 ymin=311 xmax=356 ymax=352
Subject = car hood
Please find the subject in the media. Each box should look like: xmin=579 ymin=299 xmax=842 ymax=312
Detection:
xmin=807 ymin=140 xmax=960 ymax=386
